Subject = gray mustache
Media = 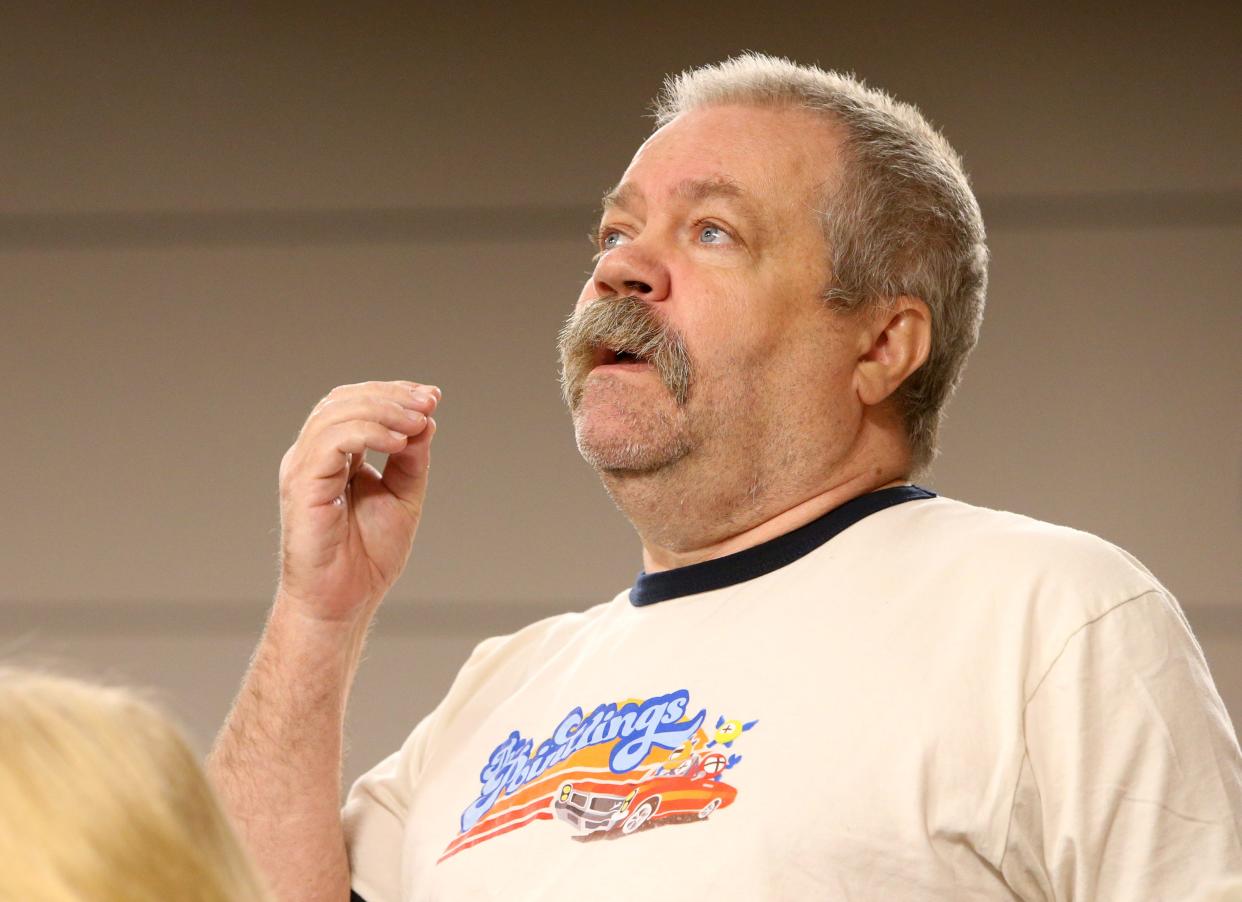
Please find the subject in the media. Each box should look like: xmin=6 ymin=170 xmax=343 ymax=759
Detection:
xmin=558 ymin=296 xmax=693 ymax=408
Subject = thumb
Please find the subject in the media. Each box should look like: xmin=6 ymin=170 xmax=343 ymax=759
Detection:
xmin=381 ymin=416 xmax=436 ymax=514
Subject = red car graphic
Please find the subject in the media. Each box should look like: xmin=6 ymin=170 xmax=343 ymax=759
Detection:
xmin=551 ymin=755 xmax=737 ymax=836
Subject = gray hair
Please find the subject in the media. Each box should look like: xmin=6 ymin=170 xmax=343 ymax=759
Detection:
xmin=653 ymin=53 xmax=988 ymax=473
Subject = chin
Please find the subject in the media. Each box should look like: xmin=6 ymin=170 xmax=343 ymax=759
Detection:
xmin=575 ymin=432 xmax=689 ymax=475
xmin=572 ymin=397 xmax=692 ymax=475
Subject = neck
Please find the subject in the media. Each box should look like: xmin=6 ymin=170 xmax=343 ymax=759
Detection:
xmin=602 ymin=422 xmax=912 ymax=572
xmin=639 ymin=471 xmax=907 ymax=573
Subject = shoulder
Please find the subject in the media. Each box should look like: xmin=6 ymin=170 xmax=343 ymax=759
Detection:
xmin=838 ymin=494 xmax=1178 ymax=678
xmin=896 ymin=494 xmax=1166 ymax=611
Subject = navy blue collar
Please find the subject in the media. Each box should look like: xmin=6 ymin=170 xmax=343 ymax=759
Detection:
xmin=629 ymin=485 xmax=935 ymax=606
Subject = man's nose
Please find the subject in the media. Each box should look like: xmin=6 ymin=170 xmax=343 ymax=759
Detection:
xmin=592 ymin=244 xmax=671 ymax=303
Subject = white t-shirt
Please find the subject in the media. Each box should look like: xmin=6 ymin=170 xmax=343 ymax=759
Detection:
xmin=343 ymin=489 xmax=1242 ymax=901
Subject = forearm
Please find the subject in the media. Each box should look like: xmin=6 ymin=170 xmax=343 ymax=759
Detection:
xmin=208 ymin=594 xmax=372 ymax=902
xmin=213 ymin=379 xmax=438 ymax=899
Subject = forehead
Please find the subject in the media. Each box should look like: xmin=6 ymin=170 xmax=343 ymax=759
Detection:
xmin=602 ymin=175 xmax=751 ymax=217
xmin=609 ymin=103 xmax=843 ymax=213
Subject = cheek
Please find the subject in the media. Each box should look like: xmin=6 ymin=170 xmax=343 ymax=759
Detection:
xmin=675 ymin=282 xmax=757 ymax=353
xmin=694 ymin=313 xmax=788 ymax=374
xmin=761 ymin=319 xmax=855 ymax=403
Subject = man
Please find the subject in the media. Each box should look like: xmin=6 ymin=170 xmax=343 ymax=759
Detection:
xmin=209 ymin=54 xmax=1242 ymax=901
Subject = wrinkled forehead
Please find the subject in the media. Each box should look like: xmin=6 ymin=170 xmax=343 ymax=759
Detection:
xmin=602 ymin=175 xmax=757 ymax=217
xmin=611 ymin=104 xmax=844 ymax=213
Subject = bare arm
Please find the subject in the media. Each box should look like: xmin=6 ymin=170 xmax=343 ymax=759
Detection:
xmin=207 ymin=380 xmax=441 ymax=902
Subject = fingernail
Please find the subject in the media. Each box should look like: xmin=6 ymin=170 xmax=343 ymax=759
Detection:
xmin=410 ymin=389 xmax=435 ymax=405
xmin=388 ymin=429 xmax=407 ymax=440
xmin=406 ymin=409 xmax=426 ymax=424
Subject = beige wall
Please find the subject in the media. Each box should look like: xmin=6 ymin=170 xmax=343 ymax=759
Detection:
xmin=2 ymin=3 xmax=1239 ymax=782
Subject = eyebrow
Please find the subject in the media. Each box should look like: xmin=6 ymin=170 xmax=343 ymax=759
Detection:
xmin=600 ymin=176 xmax=758 ymax=217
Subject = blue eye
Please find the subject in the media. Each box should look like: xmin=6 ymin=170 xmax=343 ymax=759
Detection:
xmin=600 ymin=229 xmax=627 ymax=251
xmin=698 ymin=224 xmax=731 ymax=245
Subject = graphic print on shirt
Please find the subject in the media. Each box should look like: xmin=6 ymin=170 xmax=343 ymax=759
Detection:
xmin=439 ymin=689 xmax=757 ymax=863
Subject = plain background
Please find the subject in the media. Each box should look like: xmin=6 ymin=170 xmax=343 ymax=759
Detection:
xmin=1 ymin=2 xmax=1239 ymax=784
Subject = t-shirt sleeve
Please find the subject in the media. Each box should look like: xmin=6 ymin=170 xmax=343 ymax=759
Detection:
xmin=1001 ymin=590 xmax=1242 ymax=900
xmin=342 ymin=708 xmax=437 ymax=902
xmin=339 ymin=632 xmax=519 ymax=901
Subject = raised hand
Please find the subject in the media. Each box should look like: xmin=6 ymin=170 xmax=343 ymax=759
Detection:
xmin=275 ymin=380 xmax=441 ymax=622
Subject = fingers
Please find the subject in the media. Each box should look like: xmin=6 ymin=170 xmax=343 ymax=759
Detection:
xmin=345 ymin=450 xmax=363 ymax=483
xmin=382 ymin=416 xmax=436 ymax=511
xmin=304 ymin=420 xmax=410 ymax=482
xmin=275 ymin=383 xmax=442 ymax=620
xmin=306 ymin=396 xmax=431 ymax=443
xmin=311 ymin=381 xmax=440 ymax=421
xmin=282 ymin=381 xmax=443 ymax=507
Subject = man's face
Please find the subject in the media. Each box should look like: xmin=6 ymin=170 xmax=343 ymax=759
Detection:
xmin=562 ymin=103 xmax=858 ymax=480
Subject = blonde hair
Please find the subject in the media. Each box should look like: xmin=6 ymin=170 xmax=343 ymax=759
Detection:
xmin=0 ymin=668 xmax=272 ymax=902
xmin=654 ymin=53 xmax=989 ymax=473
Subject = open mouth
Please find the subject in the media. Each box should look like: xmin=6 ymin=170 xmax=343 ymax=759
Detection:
xmin=595 ymin=346 xmax=651 ymax=368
